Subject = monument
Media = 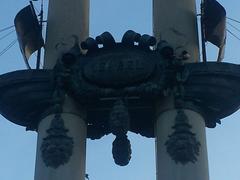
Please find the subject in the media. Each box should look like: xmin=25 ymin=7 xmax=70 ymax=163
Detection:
xmin=0 ymin=0 xmax=239 ymax=180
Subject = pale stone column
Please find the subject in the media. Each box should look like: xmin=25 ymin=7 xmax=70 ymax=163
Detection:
xmin=35 ymin=0 xmax=89 ymax=179
xmin=44 ymin=0 xmax=89 ymax=68
xmin=34 ymin=97 xmax=87 ymax=180
xmin=153 ymin=0 xmax=208 ymax=179
xmin=155 ymin=109 xmax=209 ymax=180
xmin=153 ymin=0 xmax=199 ymax=62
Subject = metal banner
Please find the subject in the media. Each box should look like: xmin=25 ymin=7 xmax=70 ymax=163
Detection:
xmin=14 ymin=4 xmax=44 ymax=68
xmin=203 ymin=0 xmax=226 ymax=48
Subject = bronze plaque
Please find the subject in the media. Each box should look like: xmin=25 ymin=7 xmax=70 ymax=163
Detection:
xmin=83 ymin=51 xmax=155 ymax=88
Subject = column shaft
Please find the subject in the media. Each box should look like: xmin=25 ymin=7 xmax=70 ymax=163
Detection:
xmin=155 ymin=109 xmax=209 ymax=180
xmin=35 ymin=1 xmax=89 ymax=179
xmin=34 ymin=112 xmax=87 ymax=180
xmin=44 ymin=0 xmax=89 ymax=68
xmin=153 ymin=0 xmax=199 ymax=62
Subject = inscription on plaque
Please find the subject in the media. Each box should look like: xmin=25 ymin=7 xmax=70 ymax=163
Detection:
xmin=83 ymin=52 xmax=155 ymax=88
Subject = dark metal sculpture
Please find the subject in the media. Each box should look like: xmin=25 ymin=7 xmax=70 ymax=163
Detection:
xmin=73 ymin=31 xmax=164 ymax=165
xmin=40 ymin=114 xmax=74 ymax=168
xmin=112 ymin=134 xmax=132 ymax=166
xmin=41 ymin=58 xmax=74 ymax=168
xmin=164 ymin=54 xmax=201 ymax=165
xmin=1 ymin=30 xmax=240 ymax=167
xmin=109 ymin=99 xmax=131 ymax=166
xmin=59 ymin=31 xmax=168 ymax=101
xmin=165 ymin=110 xmax=201 ymax=165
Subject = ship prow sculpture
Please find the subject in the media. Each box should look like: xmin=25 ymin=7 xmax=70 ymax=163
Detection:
xmin=0 ymin=0 xmax=239 ymax=180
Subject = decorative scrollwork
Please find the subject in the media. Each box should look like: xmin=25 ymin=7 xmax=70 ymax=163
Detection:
xmin=50 ymin=31 xmax=196 ymax=166
xmin=170 ymin=58 xmax=193 ymax=165
xmin=41 ymin=53 xmax=75 ymax=168
xmin=165 ymin=110 xmax=201 ymax=165
xmin=81 ymin=30 xmax=157 ymax=52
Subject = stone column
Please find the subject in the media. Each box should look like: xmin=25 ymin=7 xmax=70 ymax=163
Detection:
xmin=153 ymin=0 xmax=209 ymax=179
xmin=155 ymin=109 xmax=209 ymax=180
xmin=153 ymin=0 xmax=199 ymax=62
xmin=44 ymin=0 xmax=89 ymax=68
xmin=35 ymin=0 xmax=89 ymax=180
xmin=34 ymin=98 xmax=87 ymax=180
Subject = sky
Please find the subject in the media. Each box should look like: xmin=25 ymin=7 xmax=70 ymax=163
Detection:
xmin=0 ymin=0 xmax=240 ymax=180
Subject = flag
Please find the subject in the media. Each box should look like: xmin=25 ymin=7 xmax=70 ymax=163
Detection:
xmin=202 ymin=0 xmax=226 ymax=62
xmin=14 ymin=5 xmax=44 ymax=68
xmin=203 ymin=0 xmax=226 ymax=47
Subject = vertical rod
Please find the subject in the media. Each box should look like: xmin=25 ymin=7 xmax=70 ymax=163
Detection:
xmin=36 ymin=0 xmax=43 ymax=69
xmin=200 ymin=0 xmax=207 ymax=62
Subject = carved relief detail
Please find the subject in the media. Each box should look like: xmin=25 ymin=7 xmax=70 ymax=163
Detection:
xmin=109 ymin=99 xmax=132 ymax=166
xmin=41 ymin=114 xmax=74 ymax=168
xmin=165 ymin=110 xmax=201 ymax=165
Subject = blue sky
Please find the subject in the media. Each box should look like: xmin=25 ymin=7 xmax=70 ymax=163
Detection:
xmin=0 ymin=0 xmax=240 ymax=180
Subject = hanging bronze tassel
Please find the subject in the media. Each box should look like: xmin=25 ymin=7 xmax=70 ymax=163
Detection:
xmin=109 ymin=99 xmax=132 ymax=166
xmin=112 ymin=134 xmax=132 ymax=166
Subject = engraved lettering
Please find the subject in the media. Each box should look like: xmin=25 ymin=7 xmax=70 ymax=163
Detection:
xmin=83 ymin=53 xmax=155 ymax=88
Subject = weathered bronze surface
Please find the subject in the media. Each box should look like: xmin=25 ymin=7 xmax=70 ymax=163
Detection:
xmin=0 ymin=31 xmax=240 ymax=157
xmin=109 ymin=99 xmax=131 ymax=166
xmin=82 ymin=49 xmax=155 ymax=88
xmin=41 ymin=114 xmax=74 ymax=168
xmin=1 ymin=31 xmax=240 ymax=166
